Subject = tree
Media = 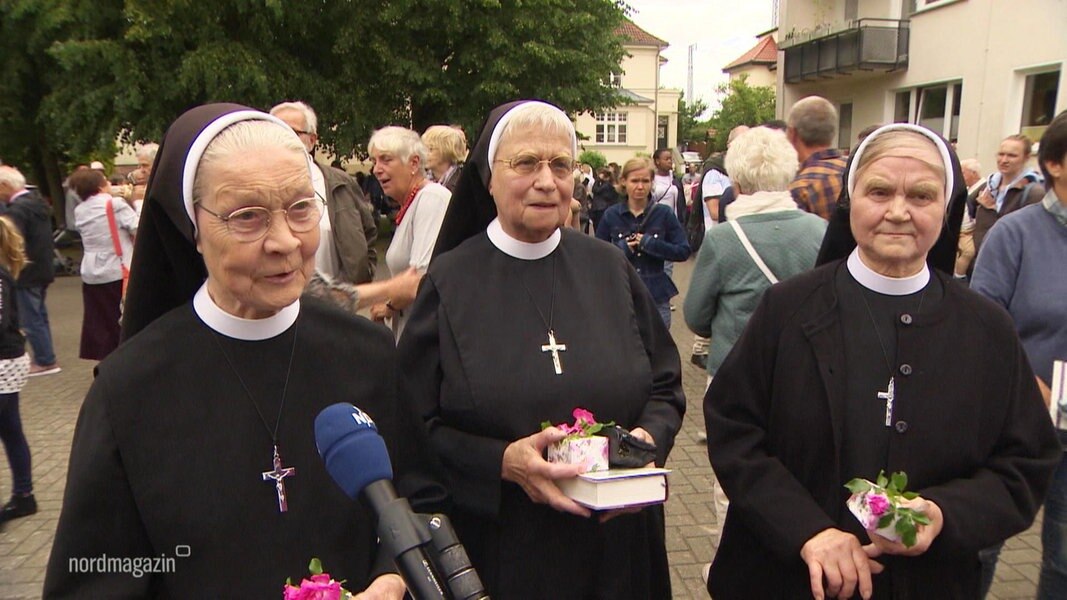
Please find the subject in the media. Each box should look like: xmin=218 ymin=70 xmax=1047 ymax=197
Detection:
xmin=1 ymin=0 xmax=631 ymax=210
xmin=578 ymin=150 xmax=607 ymax=172
xmin=677 ymin=94 xmax=711 ymax=145
xmin=706 ymin=75 xmax=776 ymax=151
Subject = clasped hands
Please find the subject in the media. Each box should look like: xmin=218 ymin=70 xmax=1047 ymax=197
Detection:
xmin=800 ymin=498 xmax=943 ymax=599
xmin=501 ymin=426 xmax=655 ymax=523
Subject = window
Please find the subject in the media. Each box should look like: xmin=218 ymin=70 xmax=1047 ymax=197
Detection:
xmin=608 ymin=72 xmax=622 ymax=88
xmin=1022 ymin=70 xmax=1060 ymax=128
xmin=595 ymin=112 xmax=628 ymax=144
xmin=657 ymin=115 xmax=669 ymax=149
xmin=839 ymin=103 xmax=853 ymax=151
xmin=893 ymin=82 xmax=962 ymax=139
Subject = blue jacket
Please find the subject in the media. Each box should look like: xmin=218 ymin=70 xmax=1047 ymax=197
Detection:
xmin=596 ymin=202 xmax=689 ymax=302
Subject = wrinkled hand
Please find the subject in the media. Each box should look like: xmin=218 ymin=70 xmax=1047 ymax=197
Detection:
xmin=976 ymin=188 xmax=996 ymax=209
xmin=800 ymin=528 xmax=884 ymax=600
xmin=501 ymin=427 xmax=591 ymax=518
xmin=599 ymin=427 xmax=656 ymax=524
xmin=866 ymin=497 xmax=943 ymax=557
xmin=369 ymin=302 xmax=394 ymax=322
xmin=352 ymin=573 xmax=405 ymax=599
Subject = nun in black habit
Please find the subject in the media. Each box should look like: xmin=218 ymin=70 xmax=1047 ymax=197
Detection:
xmin=44 ymin=104 xmax=445 ymax=598
xmin=704 ymin=123 xmax=1060 ymax=599
xmin=400 ymin=100 xmax=684 ymax=598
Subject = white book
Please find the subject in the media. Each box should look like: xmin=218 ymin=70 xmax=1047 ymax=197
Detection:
xmin=556 ymin=467 xmax=670 ymax=510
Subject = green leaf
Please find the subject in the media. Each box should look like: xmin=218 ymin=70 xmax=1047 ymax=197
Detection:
xmin=912 ymin=513 xmax=931 ymax=525
xmin=902 ymin=491 xmax=919 ymax=500
xmin=890 ymin=472 xmax=908 ymax=493
xmin=844 ymin=479 xmax=872 ymax=494
xmin=901 ymin=528 xmax=918 ymax=548
xmin=876 ymin=471 xmax=889 ymax=488
xmin=308 ymin=557 xmax=323 ymax=576
xmin=540 ymin=421 xmax=553 ymax=430
xmin=877 ymin=514 xmax=894 ymax=529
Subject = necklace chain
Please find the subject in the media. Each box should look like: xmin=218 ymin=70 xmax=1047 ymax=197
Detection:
xmin=857 ymin=285 xmax=927 ymax=377
xmin=519 ymin=253 xmax=556 ymax=332
xmin=210 ymin=321 xmax=300 ymax=444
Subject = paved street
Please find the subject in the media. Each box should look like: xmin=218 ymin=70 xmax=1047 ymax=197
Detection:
xmin=0 ymin=256 xmax=1045 ymax=599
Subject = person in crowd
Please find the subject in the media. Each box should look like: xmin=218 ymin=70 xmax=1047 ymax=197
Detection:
xmin=70 ymin=168 xmax=137 ymax=361
xmin=368 ymin=126 xmax=451 ymax=338
xmin=651 ymin=148 xmax=687 ymax=232
xmin=972 ymin=134 xmax=1045 ymax=255
xmin=571 ymin=171 xmax=590 ymax=232
xmin=682 ymin=163 xmax=700 ymax=188
xmin=0 ymin=217 xmax=34 ymax=530
xmin=684 ymin=126 xmax=827 ymax=547
xmin=422 ymin=125 xmax=467 ymax=192
xmin=44 ymin=104 xmax=445 ymax=598
xmin=589 ymin=166 xmax=618 ymax=232
xmin=270 ymin=101 xmax=378 ymax=285
xmin=62 ymin=165 xmax=89 ymax=232
xmin=128 ymin=142 xmax=159 ymax=208
xmin=787 ymin=96 xmax=848 ymax=220
xmin=597 ymin=157 xmax=690 ymax=328
xmin=0 ymin=166 xmax=59 ymax=376
xmin=408 ymin=100 xmax=684 ymax=598
xmin=705 ymin=123 xmax=1060 ymax=598
xmin=579 ymin=162 xmax=594 ymax=196
xmin=972 ymin=110 xmax=1067 ymax=600
xmin=953 ymin=158 xmax=984 ymax=280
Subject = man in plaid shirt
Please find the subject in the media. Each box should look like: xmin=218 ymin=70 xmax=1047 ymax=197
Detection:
xmin=786 ymin=96 xmax=847 ymax=220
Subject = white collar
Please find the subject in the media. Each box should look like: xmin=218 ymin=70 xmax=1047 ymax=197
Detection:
xmin=487 ymin=218 xmax=561 ymax=260
xmin=846 ymin=248 xmax=930 ymax=296
xmin=193 ymin=282 xmax=299 ymax=340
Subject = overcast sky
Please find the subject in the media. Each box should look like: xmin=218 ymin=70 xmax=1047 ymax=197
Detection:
xmin=624 ymin=0 xmax=775 ymax=115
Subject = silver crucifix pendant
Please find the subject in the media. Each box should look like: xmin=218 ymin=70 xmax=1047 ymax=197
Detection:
xmin=541 ymin=329 xmax=567 ymax=375
xmin=261 ymin=445 xmax=296 ymax=512
xmin=877 ymin=377 xmax=895 ymax=427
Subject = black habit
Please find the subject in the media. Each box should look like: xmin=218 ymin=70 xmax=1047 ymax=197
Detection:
xmin=44 ymin=298 xmax=444 ymax=597
xmin=704 ymin=261 xmax=1061 ymax=598
xmin=398 ymin=228 xmax=684 ymax=599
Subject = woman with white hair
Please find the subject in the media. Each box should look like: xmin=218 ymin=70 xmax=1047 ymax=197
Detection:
xmin=422 ymin=125 xmax=467 ymax=192
xmin=400 ymin=100 xmax=684 ymax=598
xmin=128 ymin=142 xmax=159 ymax=211
xmin=368 ymin=126 xmax=451 ymax=338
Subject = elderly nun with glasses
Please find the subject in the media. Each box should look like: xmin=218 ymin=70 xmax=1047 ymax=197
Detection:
xmin=704 ymin=123 xmax=1060 ymax=599
xmin=397 ymin=100 xmax=685 ymax=598
xmin=44 ymin=104 xmax=445 ymax=598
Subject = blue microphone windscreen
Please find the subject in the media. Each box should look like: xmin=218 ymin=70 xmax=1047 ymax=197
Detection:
xmin=314 ymin=403 xmax=394 ymax=499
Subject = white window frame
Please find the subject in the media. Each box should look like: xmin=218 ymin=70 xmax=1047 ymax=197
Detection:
xmin=890 ymin=79 xmax=962 ymax=140
xmin=1013 ymin=64 xmax=1063 ymax=137
xmin=913 ymin=0 xmax=965 ymax=14
xmin=608 ymin=72 xmax=623 ymax=88
xmin=595 ymin=112 xmax=628 ymax=144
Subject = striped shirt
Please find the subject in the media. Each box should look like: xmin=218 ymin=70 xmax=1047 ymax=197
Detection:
xmin=789 ymin=148 xmax=847 ymax=220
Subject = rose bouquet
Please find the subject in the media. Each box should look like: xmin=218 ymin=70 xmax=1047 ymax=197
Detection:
xmin=283 ymin=558 xmax=353 ymax=600
xmin=845 ymin=471 xmax=931 ymax=548
xmin=543 ymin=408 xmax=614 ymax=472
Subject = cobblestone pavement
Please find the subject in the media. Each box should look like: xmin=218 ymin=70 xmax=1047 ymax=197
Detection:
xmin=0 ymin=257 xmax=1045 ymax=599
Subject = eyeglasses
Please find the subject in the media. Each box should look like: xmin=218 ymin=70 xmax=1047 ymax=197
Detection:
xmin=495 ymin=153 xmax=575 ymax=178
xmin=196 ymin=194 xmax=326 ymax=242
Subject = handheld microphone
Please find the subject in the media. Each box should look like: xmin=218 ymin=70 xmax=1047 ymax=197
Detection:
xmin=314 ymin=403 xmax=447 ymax=600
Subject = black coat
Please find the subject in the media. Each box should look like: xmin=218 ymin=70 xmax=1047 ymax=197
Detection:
xmin=2 ymin=189 xmax=55 ymax=287
xmin=705 ymin=261 xmax=1060 ymax=599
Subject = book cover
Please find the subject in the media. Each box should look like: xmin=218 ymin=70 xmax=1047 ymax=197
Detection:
xmin=556 ymin=467 xmax=670 ymax=510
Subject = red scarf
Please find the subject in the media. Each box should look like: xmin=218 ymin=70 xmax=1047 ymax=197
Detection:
xmin=394 ymin=180 xmax=425 ymax=225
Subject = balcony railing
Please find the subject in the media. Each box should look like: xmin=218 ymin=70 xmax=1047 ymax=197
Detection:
xmin=783 ymin=19 xmax=909 ymax=84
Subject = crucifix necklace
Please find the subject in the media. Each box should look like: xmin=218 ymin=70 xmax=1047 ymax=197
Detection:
xmin=858 ymin=288 xmax=925 ymax=427
xmin=520 ymin=253 xmax=565 ymax=375
xmin=210 ymin=322 xmax=300 ymax=512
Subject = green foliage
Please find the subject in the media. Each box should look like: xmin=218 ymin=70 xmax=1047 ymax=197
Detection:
xmin=1 ymin=0 xmax=630 ymax=206
xmin=578 ymin=150 xmax=607 ymax=172
xmin=706 ymin=74 xmax=776 ymax=151
xmin=677 ymin=94 xmax=711 ymax=144
xmin=844 ymin=470 xmax=932 ymax=549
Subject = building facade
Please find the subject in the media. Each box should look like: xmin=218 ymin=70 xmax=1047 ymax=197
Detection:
xmin=776 ymin=0 xmax=1066 ymax=162
xmin=723 ymin=33 xmax=779 ymax=88
xmin=574 ymin=21 xmax=682 ymax=166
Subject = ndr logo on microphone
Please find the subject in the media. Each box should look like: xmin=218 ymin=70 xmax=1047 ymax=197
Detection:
xmin=351 ymin=408 xmax=376 ymax=429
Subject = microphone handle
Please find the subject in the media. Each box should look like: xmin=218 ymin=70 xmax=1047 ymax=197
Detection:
xmin=365 ymin=484 xmax=450 ymax=600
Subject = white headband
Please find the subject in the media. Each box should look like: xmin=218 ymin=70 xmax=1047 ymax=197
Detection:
xmin=846 ymin=123 xmax=954 ymax=203
xmin=181 ymin=110 xmax=313 ymax=235
xmin=485 ymin=101 xmax=579 ymax=175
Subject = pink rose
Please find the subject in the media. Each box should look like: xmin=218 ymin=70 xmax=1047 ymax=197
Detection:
xmin=282 ymin=575 xmax=343 ymax=600
xmin=867 ymin=493 xmax=890 ymax=518
xmin=572 ymin=408 xmax=596 ymax=425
